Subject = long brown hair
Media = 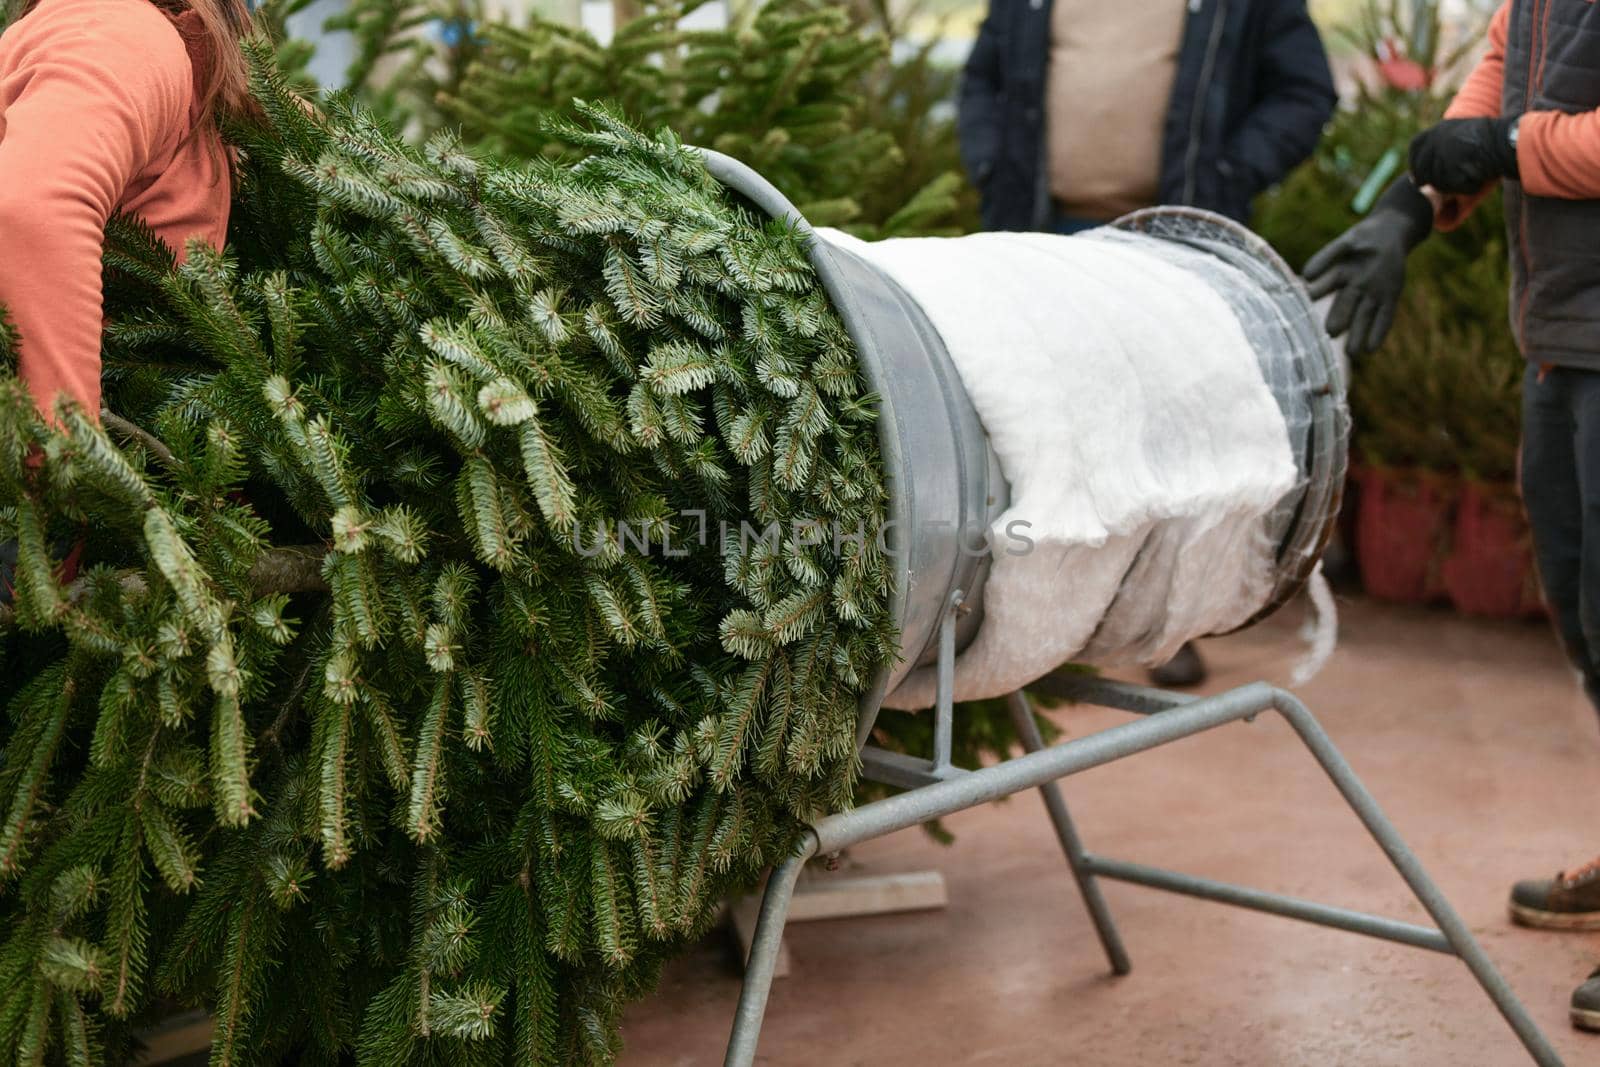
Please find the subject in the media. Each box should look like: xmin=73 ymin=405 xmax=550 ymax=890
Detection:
xmin=22 ymin=0 xmax=255 ymax=130
xmin=167 ymin=0 xmax=256 ymax=130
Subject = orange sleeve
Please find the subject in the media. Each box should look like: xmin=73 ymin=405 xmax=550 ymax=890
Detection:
xmin=1517 ymin=109 xmax=1600 ymax=199
xmin=0 ymin=0 xmax=192 ymax=419
xmin=1444 ymin=2 xmax=1509 ymax=122
xmin=1432 ymin=1 xmax=1510 ymax=231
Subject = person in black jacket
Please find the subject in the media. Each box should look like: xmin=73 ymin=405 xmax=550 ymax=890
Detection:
xmin=958 ymin=0 xmax=1336 ymax=233
xmin=956 ymin=0 xmax=1335 ymax=686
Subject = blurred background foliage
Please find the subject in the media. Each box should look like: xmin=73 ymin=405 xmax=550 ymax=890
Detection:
xmin=259 ymin=0 xmax=977 ymax=236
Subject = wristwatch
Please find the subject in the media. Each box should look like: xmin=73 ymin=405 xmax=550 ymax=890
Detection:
xmin=1508 ymin=116 xmax=1522 ymax=151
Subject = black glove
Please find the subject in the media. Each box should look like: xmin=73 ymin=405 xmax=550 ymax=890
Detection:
xmin=1303 ymin=178 xmax=1434 ymax=357
xmin=1408 ymin=116 xmax=1520 ymax=194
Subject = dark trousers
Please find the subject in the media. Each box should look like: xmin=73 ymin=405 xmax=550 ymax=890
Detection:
xmin=1522 ymin=364 xmax=1600 ymax=709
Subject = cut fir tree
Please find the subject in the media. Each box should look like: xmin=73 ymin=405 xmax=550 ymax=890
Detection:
xmin=0 ymin=48 xmax=893 ymax=1065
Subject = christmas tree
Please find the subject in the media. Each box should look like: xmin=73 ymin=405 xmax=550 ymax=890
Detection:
xmin=304 ymin=0 xmax=1011 ymax=793
xmin=0 ymin=46 xmax=895 ymax=1064
xmin=324 ymin=0 xmax=487 ymax=132
xmin=301 ymin=0 xmax=968 ymax=237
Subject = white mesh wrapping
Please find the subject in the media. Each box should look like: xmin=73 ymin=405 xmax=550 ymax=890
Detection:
xmin=813 ymin=217 xmax=1341 ymax=710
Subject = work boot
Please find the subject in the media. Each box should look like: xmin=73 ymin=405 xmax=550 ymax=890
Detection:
xmin=1148 ymin=642 xmax=1207 ymax=688
xmin=1510 ymin=856 xmax=1600 ymax=930
xmin=1573 ymin=967 xmax=1600 ymax=1032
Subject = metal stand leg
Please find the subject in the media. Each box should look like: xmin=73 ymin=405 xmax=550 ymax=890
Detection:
xmin=725 ymin=681 xmax=1565 ymax=1067
xmin=1270 ymin=690 xmax=1561 ymax=1066
xmin=724 ymin=841 xmax=817 ymax=1067
xmin=1006 ymin=690 xmax=1131 ymax=976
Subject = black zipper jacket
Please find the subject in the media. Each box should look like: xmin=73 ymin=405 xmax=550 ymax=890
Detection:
xmin=957 ymin=0 xmax=1336 ymax=230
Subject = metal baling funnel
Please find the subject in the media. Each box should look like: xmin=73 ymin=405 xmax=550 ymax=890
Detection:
xmin=695 ymin=150 xmax=1349 ymax=740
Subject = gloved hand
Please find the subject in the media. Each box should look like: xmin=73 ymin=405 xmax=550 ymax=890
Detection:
xmin=1408 ymin=116 xmax=1520 ymax=194
xmin=1303 ymin=178 xmax=1435 ymax=357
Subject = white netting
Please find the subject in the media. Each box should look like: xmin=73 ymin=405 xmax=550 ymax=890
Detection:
xmin=1106 ymin=208 xmax=1349 ymax=623
xmin=816 ymin=209 xmax=1347 ymax=709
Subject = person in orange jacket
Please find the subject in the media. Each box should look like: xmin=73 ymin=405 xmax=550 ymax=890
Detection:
xmin=1308 ymin=1 xmax=1600 ymax=1031
xmin=0 ymin=0 xmax=252 ymax=605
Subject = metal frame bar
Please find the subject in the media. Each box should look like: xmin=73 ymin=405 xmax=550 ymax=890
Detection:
xmin=723 ymin=642 xmax=1564 ymax=1065
xmin=930 ymin=590 xmax=963 ymax=774
xmin=1004 ymin=689 xmax=1129 ymax=975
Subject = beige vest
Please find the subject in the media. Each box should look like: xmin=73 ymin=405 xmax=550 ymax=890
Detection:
xmin=1046 ymin=0 xmax=1190 ymax=221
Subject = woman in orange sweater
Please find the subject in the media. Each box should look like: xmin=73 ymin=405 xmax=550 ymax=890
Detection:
xmin=0 ymin=0 xmax=251 ymax=604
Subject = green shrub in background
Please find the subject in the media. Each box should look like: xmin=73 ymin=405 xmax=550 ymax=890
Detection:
xmin=442 ymin=0 xmax=954 ymax=235
xmin=1256 ymin=0 xmax=1521 ymax=483
xmin=264 ymin=0 xmax=976 ymax=238
xmin=257 ymin=0 xmax=488 ymax=130
xmin=840 ymin=0 xmax=977 ymax=236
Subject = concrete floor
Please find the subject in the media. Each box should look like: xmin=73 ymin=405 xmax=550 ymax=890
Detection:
xmin=619 ymin=599 xmax=1600 ymax=1066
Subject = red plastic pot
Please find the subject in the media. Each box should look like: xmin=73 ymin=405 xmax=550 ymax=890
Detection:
xmin=1441 ymin=481 xmax=1544 ymax=618
xmin=1354 ymin=465 xmax=1454 ymax=604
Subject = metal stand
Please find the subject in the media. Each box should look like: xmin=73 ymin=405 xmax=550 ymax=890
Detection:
xmin=723 ymin=600 xmax=1564 ymax=1067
